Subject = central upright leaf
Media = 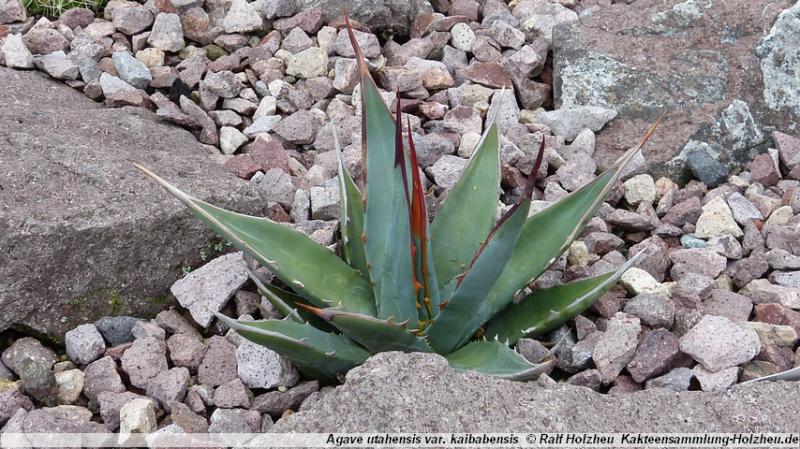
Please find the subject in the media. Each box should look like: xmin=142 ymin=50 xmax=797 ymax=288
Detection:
xmin=350 ymin=24 xmax=417 ymax=328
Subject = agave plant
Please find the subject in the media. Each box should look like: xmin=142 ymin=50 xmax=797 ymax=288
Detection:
xmin=135 ymin=21 xmax=661 ymax=383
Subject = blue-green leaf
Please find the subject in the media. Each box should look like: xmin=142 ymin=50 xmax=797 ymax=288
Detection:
xmin=445 ymin=340 xmax=554 ymax=381
xmin=485 ymin=254 xmax=641 ymax=344
xmin=215 ymin=313 xmax=370 ymax=383
xmin=135 ymin=164 xmax=376 ymax=316
xmin=430 ymin=123 xmax=500 ymax=292
xmin=301 ymin=306 xmax=432 ymax=354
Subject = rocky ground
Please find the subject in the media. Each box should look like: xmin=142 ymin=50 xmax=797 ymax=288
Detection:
xmin=2 ymin=0 xmax=800 ymax=439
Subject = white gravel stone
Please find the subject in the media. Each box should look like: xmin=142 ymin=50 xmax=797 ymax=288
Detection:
xmin=119 ymin=398 xmax=157 ymax=442
xmin=679 ymin=315 xmax=761 ymax=372
xmin=236 ymin=340 xmax=299 ymax=390
xmin=450 ymin=23 xmax=476 ymax=51
xmin=624 ymin=174 xmax=656 ymax=205
xmin=286 ymin=47 xmax=328 ymax=79
xmin=170 ymin=252 xmax=249 ymax=328
xmin=54 ymin=369 xmax=84 ymax=405
xmin=243 ymin=115 xmax=281 ymax=137
xmin=620 ymin=267 xmax=669 ymax=296
xmin=692 ymin=365 xmax=739 ymax=392
xmin=147 ymin=13 xmax=184 ymax=52
xmin=310 ymin=183 xmax=339 ymax=221
xmin=426 ymin=155 xmax=468 ymax=191
xmin=99 ymin=72 xmax=136 ymax=96
xmin=695 ymin=196 xmax=743 ymax=238
xmin=223 ymin=0 xmax=263 ymax=33
xmin=534 ymin=106 xmax=616 ymax=141
xmin=34 ymin=51 xmax=79 ymax=80
xmin=65 ymin=324 xmax=106 ymax=365
xmin=740 ymin=279 xmax=800 ymax=309
xmin=219 ymin=126 xmax=248 ymax=155
xmin=2 ymin=34 xmax=33 ymax=69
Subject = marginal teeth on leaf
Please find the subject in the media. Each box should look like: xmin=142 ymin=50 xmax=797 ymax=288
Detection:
xmin=292 ymin=280 xmax=305 ymax=288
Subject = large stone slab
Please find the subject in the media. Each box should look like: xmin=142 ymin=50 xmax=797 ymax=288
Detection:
xmin=552 ymin=0 xmax=798 ymax=182
xmin=274 ymin=352 xmax=800 ymax=432
xmin=0 ymin=67 xmax=263 ymax=340
xmin=298 ymin=0 xmax=432 ymax=35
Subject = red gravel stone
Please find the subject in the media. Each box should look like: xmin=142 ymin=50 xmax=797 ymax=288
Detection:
xmin=224 ymin=154 xmax=261 ymax=179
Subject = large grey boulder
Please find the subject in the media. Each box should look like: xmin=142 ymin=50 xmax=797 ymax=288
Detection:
xmin=273 ymin=352 xmax=800 ymax=432
xmin=298 ymin=0 xmax=432 ymax=35
xmin=0 ymin=67 xmax=263 ymax=340
xmin=552 ymin=0 xmax=798 ymax=182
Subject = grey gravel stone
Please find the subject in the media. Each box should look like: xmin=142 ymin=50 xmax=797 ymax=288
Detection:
xmin=236 ymin=340 xmax=299 ymax=390
xmin=2 ymin=338 xmax=57 ymax=376
xmin=208 ymin=408 xmax=260 ymax=433
xmin=83 ymin=356 xmax=126 ymax=404
xmin=170 ymin=252 xmax=249 ymax=328
xmin=623 ymin=293 xmax=675 ymax=329
xmin=146 ymin=367 xmax=190 ymax=412
xmin=97 ymin=391 xmax=153 ymax=431
xmin=65 ymin=324 xmax=106 ymax=365
xmin=592 ymin=313 xmax=641 ymax=382
xmin=679 ymin=315 xmax=761 ymax=372
xmin=645 ymin=367 xmax=693 ymax=392
xmin=213 ymin=378 xmax=250 ymax=408
xmin=147 ymin=13 xmax=184 ymax=52
xmin=252 ymin=380 xmax=319 ymax=417
xmin=112 ymin=51 xmax=152 ymax=89
xmin=198 ymin=336 xmax=238 ymax=387
xmin=121 ymin=337 xmax=168 ymax=390
xmin=94 ymin=316 xmax=140 ymax=346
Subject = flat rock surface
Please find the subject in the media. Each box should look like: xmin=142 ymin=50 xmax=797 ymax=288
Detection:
xmin=273 ymin=352 xmax=800 ymax=432
xmin=553 ymin=0 xmax=797 ymax=181
xmin=0 ymin=67 xmax=263 ymax=339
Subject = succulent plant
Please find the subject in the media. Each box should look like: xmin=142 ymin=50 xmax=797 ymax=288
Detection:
xmin=136 ymin=20 xmax=661 ymax=383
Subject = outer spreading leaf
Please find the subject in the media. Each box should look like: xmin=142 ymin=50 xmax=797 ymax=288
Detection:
xmin=347 ymin=18 xmax=418 ymax=327
xmin=430 ymin=122 xmax=500 ymax=292
xmin=444 ymin=340 xmax=554 ymax=381
xmin=135 ymin=164 xmax=375 ymax=316
xmin=247 ymin=267 xmax=303 ymax=323
xmin=440 ymin=118 xmax=663 ymax=349
xmin=248 ymin=268 xmax=337 ymax=332
xmin=300 ymin=306 xmax=433 ymax=354
xmin=485 ymin=254 xmax=642 ymax=344
xmin=215 ymin=313 xmax=370 ymax=383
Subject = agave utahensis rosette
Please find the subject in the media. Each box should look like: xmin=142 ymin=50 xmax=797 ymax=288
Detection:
xmin=135 ymin=19 xmax=661 ymax=383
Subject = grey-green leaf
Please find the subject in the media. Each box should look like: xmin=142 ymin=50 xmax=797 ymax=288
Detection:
xmin=430 ymin=123 xmax=500 ymax=291
xmin=335 ymin=130 xmax=369 ymax=279
xmin=426 ymin=198 xmax=531 ymax=354
xmin=305 ymin=307 xmax=432 ymax=354
xmin=215 ymin=313 xmax=370 ymax=383
xmin=485 ymin=254 xmax=641 ymax=345
xmin=135 ymin=164 xmax=376 ymax=316
xmin=439 ymin=122 xmax=660 ymax=350
xmin=444 ymin=340 xmax=554 ymax=381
